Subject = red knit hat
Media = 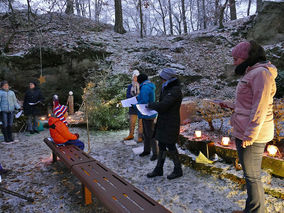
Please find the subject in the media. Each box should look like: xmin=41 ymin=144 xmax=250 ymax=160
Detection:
xmin=232 ymin=41 xmax=251 ymax=60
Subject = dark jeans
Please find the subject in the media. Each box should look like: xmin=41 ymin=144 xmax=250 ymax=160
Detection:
xmin=142 ymin=119 xmax=157 ymax=155
xmin=235 ymin=138 xmax=266 ymax=213
xmin=158 ymin=142 xmax=178 ymax=152
xmin=64 ymin=140 xmax=85 ymax=150
xmin=27 ymin=115 xmax=38 ymax=131
xmin=1 ymin=112 xmax=14 ymax=128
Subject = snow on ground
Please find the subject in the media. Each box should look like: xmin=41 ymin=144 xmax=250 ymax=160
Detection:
xmin=0 ymin=128 xmax=283 ymax=213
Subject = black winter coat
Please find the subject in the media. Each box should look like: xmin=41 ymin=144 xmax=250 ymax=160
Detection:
xmin=23 ymin=88 xmax=44 ymax=116
xmin=148 ymin=78 xmax=182 ymax=144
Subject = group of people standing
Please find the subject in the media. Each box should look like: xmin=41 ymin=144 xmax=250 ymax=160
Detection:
xmin=0 ymin=80 xmax=43 ymax=144
xmin=124 ymin=68 xmax=184 ymax=180
xmin=124 ymin=40 xmax=278 ymax=213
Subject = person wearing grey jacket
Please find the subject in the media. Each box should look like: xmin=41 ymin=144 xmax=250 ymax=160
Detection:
xmin=0 ymin=81 xmax=21 ymax=143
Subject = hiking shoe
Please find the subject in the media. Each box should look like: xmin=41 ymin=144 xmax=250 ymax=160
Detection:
xmin=34 ymin=130 xmax=40 ymax=134
xmin=150 ymin=155 xmax=157 ymax=161
xmin=2 ymin=140 xmax=16 ymax=145
xmin=30 ymin=131 xmax=35 ymax=134
xmin=139 ymin=152 xmax=150 ymax=157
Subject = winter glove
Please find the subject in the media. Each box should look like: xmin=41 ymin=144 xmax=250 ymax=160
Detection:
xmin=75 ymin=133 xmax=80 ymax=139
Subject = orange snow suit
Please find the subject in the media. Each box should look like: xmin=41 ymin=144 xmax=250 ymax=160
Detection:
xmin=48 ymin=117 xmax=77 ymax=144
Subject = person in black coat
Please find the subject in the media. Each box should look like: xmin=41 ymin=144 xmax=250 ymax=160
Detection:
xmin=146 ymin=68 xmax=183 ymax=180
xmin=23 ymin=81 xmax=44 ymax=134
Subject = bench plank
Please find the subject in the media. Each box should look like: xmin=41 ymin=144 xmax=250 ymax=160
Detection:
xmin=72 ymin=161 xmax=171 ymax=213
xmin=44 ymin=138 xmax=95 ymax=169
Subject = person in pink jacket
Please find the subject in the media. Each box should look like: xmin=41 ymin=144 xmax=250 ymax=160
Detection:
xmin=221 ymin=41 xmax=278 ymax=213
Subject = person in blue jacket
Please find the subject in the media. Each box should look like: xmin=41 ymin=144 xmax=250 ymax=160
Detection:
xmin=136 ymin=74 xmax=158 ymax=161
xmin=123 ymin=70 xmax=143 ymax=142
xmin=0 ymin=81 xmax=21 ymax=143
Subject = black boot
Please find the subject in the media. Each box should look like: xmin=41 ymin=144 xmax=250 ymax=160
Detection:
xmin=147 ymin=151 xmax=166 ymax=178
xmin=7 ymin=125 xmax=13 ymax=142
xmin=2 ymin=127 xmax=9 ymax=142
xmin=167 ymin=151 xmax=183 ymax=180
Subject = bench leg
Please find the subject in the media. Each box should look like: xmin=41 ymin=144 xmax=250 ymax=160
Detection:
xmin=82 ymin=184 xmax=92 ymax=205
xmin=52 ymin=152 xmax=57 ymax=163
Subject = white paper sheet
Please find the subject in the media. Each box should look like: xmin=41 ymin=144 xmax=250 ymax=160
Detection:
xmin=136 ymin=104 xmax=157 ymax=116
xmin=132 ymin=146 xmax=144 ymax=155
xmin=124 ymin=140 xmax=137 ymax=146
xmin=15 ymin=110 xmax=23 ymax=118
xmin=121 ymin=97 xmax=138 ymax=107
xmin=28 ymin=101 xmax=40 ymax=105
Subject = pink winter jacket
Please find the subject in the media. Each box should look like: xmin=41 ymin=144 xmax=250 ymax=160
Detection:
xmin=231 ymin=62 xmax=278 ymax=143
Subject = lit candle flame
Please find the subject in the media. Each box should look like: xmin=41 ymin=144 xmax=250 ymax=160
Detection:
xmin=267 ymin=145 xmax=278 ymax=157
xmin=195 ymin=131 xmax=202 ymax=138
xmin=221 ymin=137 xmax=230 ymax=146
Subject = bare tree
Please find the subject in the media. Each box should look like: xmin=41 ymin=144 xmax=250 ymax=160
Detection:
xmin=214 ymin=0 xmax=219 ymax=25
xmin=219 ymin=0 xmax=229 ymax=28
xmin=247 ymin=0 xmax=252 ymax=16
xmin=88 ymin=0 xmax=91 ymax=19
xmin=256 ymin=0 xmax=262 ymax=12
xmin=138 ymin=0 xmax=143 ymax=38
xmin=168 ymin=0 xmax=173 ymax=35
xmin=65 ymin=0 xmax=74 ymax=14
xmin=181 ymin=0 xmax=187 ymax=34
xmin=229 ymin=0 xmax=237 ymax=20
xmin=114 ymin=0 xmax=126 ymax=34
xmin=75 ymin=0 xmax=81 ymax=15
xmin=156 ymin=0 xmax=167 ymax=34
xmin=202 ymin=0 xmax=206 ymax=29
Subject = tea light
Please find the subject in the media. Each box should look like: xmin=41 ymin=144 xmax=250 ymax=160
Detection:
xmin=195 ymin=131 xmax=202 ymax=138
xmin=221 ymin=137 xmax=230 ymax=146
xmin=267 ymin=145 xmax=278 ymax=157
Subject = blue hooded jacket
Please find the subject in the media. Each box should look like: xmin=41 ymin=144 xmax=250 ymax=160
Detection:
xmin=136 ymin=80 xmax=157 ymax=119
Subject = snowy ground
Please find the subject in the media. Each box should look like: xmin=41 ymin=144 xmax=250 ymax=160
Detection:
xmin=0 ymin=128 xmax=283 ymax=213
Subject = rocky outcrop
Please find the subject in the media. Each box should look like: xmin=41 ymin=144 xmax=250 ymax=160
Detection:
xmin=247 ymin=1 xmax=284 ymax=45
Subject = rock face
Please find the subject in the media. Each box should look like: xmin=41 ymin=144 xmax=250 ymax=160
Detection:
xmin=0 ymin=44 xmax=109 ymax=107
xmin=247 ymin=1 xmax=284 ymax=45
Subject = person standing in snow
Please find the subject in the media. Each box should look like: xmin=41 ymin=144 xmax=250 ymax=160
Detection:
xmin=146 ymin=68 xmax=183 ymax=180
xmin=23 ymin=81 xmax=44 ymax=134
xmin=220 ymin=41 xmax=278 ymax=213
xmin=123 ymin=70 xmax=143 ymax=142
xmin=135 ymin=74 xmax=158 ymax=161
xmin=0 ymin=81 xmax=21 ymax=143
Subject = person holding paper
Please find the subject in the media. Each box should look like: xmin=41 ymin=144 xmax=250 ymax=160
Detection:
xmin=135 ymin=74 xmax=158 ymax=161
xmin=0 ymin=81 xmax=21 ymax=143
xmin=146 ymin=68 xmax=183 ymax=180
xmin=23 ymin=81 xmax=44 ymax=134
xmin=123 ymin=70 xmax=143 ymax=142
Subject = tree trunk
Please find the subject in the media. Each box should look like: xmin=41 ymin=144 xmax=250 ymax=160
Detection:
xmin=219 ymin=0 xmax=229 ymax=28
xmin=202 ymin=0 xmax=206 ymax=29
xmin=65 ymin=0 xmax=74 ymax=14
xmin=197 ymin=0 xmax=201 ymax=30
xmin=247 ymin=0 xmax=252 ymax=16
xmin=189 ymin=0 xmax=194 ymax=31
xmin=158 ymin=0 xmax=166 ymax=34
xmin=181 ymin=0 xmax=187 ymax=34
xmin=168 ymin=0 xmax=173 ymax=35
xmin=139 ymin=0 xmax=143 ymax=38
xmin=256 ymin=0 xmax=262 ymax=13
xmin=75 ymin=0 xmax=81 ymax=15
xmin=88 ymin=0 xmax=91 ymax=19
xmin=229 ymin=0 xmax=237 ymax=20
xmin=114 ymin=0 xmax=126 ymax=34
xmin=214 ymin=0 xmax=219 ymax=25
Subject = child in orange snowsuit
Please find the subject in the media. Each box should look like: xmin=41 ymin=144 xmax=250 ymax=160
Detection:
xmin=48 ymin=117 xmax=84 ymax=150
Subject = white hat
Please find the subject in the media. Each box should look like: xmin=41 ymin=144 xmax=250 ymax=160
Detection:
xmin=132 ymin=70 xmax=140 ymax=78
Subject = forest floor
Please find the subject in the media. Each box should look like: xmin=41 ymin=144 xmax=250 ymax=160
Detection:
xmin=0 ymin=124 xmax=283 ymax=213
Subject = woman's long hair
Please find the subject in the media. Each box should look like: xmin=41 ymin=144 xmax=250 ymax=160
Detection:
xmin=235 ymin=40 xmax=267 ymax=75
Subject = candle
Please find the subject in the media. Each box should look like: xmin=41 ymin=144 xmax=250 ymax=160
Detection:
xmin=221 ymin=137 xmax=230 ymax=146
xmin=267 ymin=145 xmax=278 ymax=157
xmin=195 ymin=131 xmax=202 ymax=138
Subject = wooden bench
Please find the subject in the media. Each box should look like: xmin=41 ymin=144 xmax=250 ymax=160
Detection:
xmin=44 ymin=138 xmax=171 ymax=213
